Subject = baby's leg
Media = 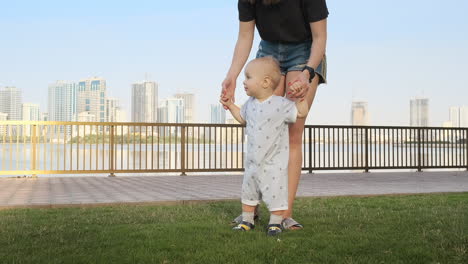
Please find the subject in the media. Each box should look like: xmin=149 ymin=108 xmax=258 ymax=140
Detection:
xmin=261 ymin=178 xmax=287 ymax=235
xmin=242 ymin=204 xmax=257 ymax=225
xmin=232 ymin=203 xmax=257 ymax=231
xmin=261 ymin=168 xmax=288 ymax=235
xmin=242 ymin=204 xmax=256 ymax=213
xmin=269 ymin=210 xmax=285 ymax=225
xmin=234 ymin=172 xmax=260 ymax=231
xmin=240 ymin=171 xmax=261 ymax=224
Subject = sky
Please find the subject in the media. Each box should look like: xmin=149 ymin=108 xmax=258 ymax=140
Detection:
xmin=1 ymin=0 xmax=467 ymax=126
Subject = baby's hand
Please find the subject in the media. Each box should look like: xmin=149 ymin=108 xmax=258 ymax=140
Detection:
xmin=288 ymin=80 xmax=301 ymax=94
xmin=219 ymin=98 xmax=233 ymax=108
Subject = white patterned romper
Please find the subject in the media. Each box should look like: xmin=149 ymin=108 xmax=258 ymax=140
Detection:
xmin=240 ymin=95 xmax=298 ymax=211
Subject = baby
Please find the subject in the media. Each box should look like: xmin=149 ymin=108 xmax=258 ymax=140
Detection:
xmin=220 ymin=56 xmax=308 ymax=236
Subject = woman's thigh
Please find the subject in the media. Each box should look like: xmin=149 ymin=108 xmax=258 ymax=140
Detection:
xmin=273 ymin=75 xmax=286 ymax=97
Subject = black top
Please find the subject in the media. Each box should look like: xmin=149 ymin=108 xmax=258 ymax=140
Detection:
xmin=238 ymin=0 xmax=329 ymax=43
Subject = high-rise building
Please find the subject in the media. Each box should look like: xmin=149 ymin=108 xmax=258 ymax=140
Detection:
xmin=21 ymin=103 xmax=40 ymax=121
xmin=0 ymin=113 xmax=8 ymax=121
xmin=115 ymin=109 xmax=127 ymax=123
xmin=21 ymin=103 xmax=41 ymax=136
xmin=0 ymin=113 xmax=8 ymax=136
xmin=410 ymin=97 xmax=429 ymax=127
xmin=76 ymin=112 xmax=97 ymax=135
xmin=106 ymin=97 xmax=122 ymax=122
xmin=131 ymin=81 xmax=158 ymax=123
xmin=48 ymin=81 xmax=77 ymax=122
xmin=449 ymin=107 xmax=458 ymax=127
xmin=41 ymin=113 xmax=49 ymax=121
xmin=210 ymin=104 xmax=226 ymax=124
xmin=77 ymin=77 xmax=106 ymax=122
xmin=77 ymin=111 xmax=96 ymax=122
xmin=175 ymin=93 xmax=195 ymax=123
xmin=157 ymin=102 xmax=168 ymax=123
xmin=157 ymin=98 xmax=184 ymax=135
xmin=459 ymin=106 xmax=468 ymax=127
xmin=157 ymin=103 xmax=168 ymax=136
xmin=0 ymin=86 xmax=22 ymax=120
xmin=351 ymin=101 xmax=369 ymax=126
xmin=166 ymin=97 xmax=185 ymax=124
xmin=449 ymin=106 xmax=468 ymax=128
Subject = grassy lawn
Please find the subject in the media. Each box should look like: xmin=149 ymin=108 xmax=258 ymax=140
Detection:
xmin=1 ymin=193 xmax=467 ymax=264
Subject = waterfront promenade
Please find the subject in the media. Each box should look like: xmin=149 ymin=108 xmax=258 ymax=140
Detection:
xmin=0 ymin=170 xmax=467 ymax=208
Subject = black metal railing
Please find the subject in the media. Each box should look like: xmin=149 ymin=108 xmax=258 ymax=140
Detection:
xmin=302 ymin=126 xmax=467 ymax=172
xmin=0 ymin=121 xmax=467 ymax=176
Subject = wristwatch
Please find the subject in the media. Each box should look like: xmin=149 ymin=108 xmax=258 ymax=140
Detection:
xmin=302 ymin=65 xmax=315 ymax=83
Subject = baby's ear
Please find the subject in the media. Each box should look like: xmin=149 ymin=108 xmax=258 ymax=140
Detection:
xmin=263 ymin=76 xmax=272 ymax=88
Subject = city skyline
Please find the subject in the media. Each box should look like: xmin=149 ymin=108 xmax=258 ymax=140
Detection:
xmin=1 ymin=0 xmax=468 ymax=126
xmin=3 ymin=82 xmax=467 ymax=128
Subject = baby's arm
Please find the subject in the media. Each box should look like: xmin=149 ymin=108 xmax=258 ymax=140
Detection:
xmin=296 ymin=99 xmax=309 ymax=119
xmin=219 ymin=99 xmax=246 ymax=125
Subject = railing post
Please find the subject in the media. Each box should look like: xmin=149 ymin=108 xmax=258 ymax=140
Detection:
xmin=108 ymin=125 xmax=115 ymax=177
xmin=308 ymin=127 xmax=312 ymax=173
xmin=31 ymin=124 xmax=37 ymax=178
xmin=180 ymin=125 xmax=186 ymax=176
xmin=417 ymin=128 xmax=422 ymax=172
xmin=466 ymin=128 xmax=468 ymax=171
xmin=365 ymin=127 xmax=369 ymax=172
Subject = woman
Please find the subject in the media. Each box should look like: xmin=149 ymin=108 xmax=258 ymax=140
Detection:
xmin=221 ymin=0 xmax=328 ymax=230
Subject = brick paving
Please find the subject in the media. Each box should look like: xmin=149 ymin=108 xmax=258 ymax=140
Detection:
xmin=0 ymin=171 xmax=467 ymax=208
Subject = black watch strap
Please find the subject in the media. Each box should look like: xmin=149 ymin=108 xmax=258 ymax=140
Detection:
xmin=303 ymin=66 xmax=315 ymax=83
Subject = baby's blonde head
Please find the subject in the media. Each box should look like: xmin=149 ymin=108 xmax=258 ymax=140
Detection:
xmin=246 ymin=56 xmax=282 ymax=90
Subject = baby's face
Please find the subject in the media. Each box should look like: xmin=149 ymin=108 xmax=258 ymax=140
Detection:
xmin=242 ymin=62 xmax=264 ymax=97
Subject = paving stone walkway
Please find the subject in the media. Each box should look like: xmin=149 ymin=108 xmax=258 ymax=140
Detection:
xmin=0 ymin=171 xmax=467 ymax=208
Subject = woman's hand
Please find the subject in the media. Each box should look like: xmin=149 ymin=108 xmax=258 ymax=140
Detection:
xmin=288 ymin=71 xmax=310 ymax=99
xmin=221 ymin=77 xmax=236 ymax=110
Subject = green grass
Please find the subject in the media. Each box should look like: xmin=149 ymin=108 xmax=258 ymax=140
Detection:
xmin=1 ymin=193 xmax=467 ymax=264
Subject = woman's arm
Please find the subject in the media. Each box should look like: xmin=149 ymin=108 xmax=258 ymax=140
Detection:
xmin=307 ymin=19 xmax=327 ymax=72
xmin=289 ymin=18 xmax=327 ymax=98
xmin=221 ymin=21 xmax=255 ymax=107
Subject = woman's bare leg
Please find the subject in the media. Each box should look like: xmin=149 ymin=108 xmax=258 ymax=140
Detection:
xmin=283 ymin=71 xmax=320 ymax=225
xmin=274 ymin=75 xmax=286 ymax=96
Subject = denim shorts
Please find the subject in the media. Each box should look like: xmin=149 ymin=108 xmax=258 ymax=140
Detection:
xmin=256 ymin=39 xmax=327 ymax=84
